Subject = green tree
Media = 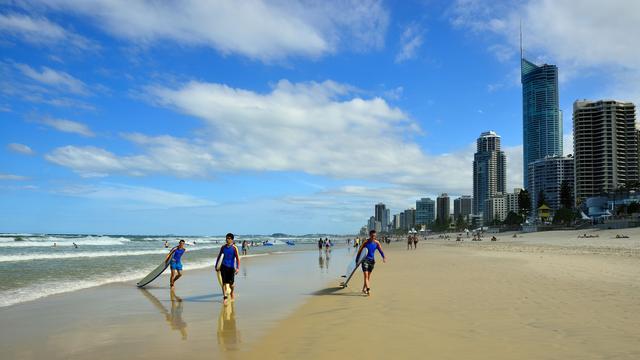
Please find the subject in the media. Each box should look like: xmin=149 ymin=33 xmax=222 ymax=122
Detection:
xmin=553 ymin=208 xmax=575 ymax=225
xmin=518 ymin=189 xmax=532 ymax=218
xmin=455 ymin=214 xmax=468 ymax=231
xmin=537 ymin=189 xmax=547 ymax=208
xmin=560 ymin=180 xmax=573 ymax=209
xmin=503 ymin=211 xmax=523 ymax=226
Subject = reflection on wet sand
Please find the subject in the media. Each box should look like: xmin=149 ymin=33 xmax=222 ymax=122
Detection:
xmin=140 ymin=288 xmax=188 ymax=340
xmin=217 ymin=302 xmax=240 ymax=351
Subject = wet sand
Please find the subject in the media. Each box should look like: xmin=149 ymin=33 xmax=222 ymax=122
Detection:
xmin=1 ymin=248 xmax=349 ymax=360
xmin=244 ymin=229 xmax=640 ymax=359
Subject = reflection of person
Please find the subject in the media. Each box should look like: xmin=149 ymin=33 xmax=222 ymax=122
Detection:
xmin=166 ymin=240 xmax=186 ymax=288
xmin=355 ymin=230 xmax=386 ymax=296
xmin=169 ymin=289 xmax=187 ymax=340
xmin=217 ymin=302 xmax=240 ymax=351
xmin=139 ymin=288 xmax=188 ymax=340
xmin=215 ymin=233 xmax=240 ymax=305
xmin=318 ymin=253 xmax=325 ymax=270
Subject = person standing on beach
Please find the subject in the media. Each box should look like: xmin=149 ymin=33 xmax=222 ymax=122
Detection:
xmin=356 ymin=230 xmax=386 ymax=296
xmin=216 ymin=233 xmax=240 ymax=305
xmin=318 ymin=238 xmax=324 ymax=252
xmin=241 ymin=240 xmax=248 ymax=256
xmin=166 ymin=239 xmax=186 ymax=288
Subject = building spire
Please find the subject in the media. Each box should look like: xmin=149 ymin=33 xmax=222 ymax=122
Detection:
xmin=519 ymin=19 xmax=523 ymax=60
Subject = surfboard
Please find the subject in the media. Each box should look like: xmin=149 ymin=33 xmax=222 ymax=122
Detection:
xmin=215 ymin=253 xmax=224 ymax=288
xmin=137 ymin=259 xmax=170 ymax=288
xmin=340 ymin=248 xmax=368 ymax=288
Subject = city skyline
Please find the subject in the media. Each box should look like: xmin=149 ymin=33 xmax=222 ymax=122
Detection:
xmin=1 ymin=1 xmax=639 ymax=234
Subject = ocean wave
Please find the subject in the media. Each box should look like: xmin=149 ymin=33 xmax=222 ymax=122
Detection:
xmin=0 ymin=245 xmax=221 ymax=263
xmin=0 ymin=253 xmax=270 ymax=308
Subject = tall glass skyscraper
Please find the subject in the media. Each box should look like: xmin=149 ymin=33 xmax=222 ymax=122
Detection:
xmin=521 ymin=58 xmax=562 ymax=189
xmin=472 ymin=131 xmax=506 ymax=217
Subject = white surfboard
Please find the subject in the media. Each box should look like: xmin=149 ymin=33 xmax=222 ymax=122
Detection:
xmin=215 ymin=253 xmax=231 ymax=297
xmin=340 ymin=248 xmax=368 ymax=288
xmin=137 ymin=259 xmax=170 ymax=288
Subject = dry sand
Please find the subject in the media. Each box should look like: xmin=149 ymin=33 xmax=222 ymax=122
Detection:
xmin=243 ymin=229 xmax=640 ymax=359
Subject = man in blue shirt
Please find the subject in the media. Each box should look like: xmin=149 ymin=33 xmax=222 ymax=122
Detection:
xmin=355 ymin=230 xmax=386 ymax=296
xmin=216 ymin=233 xmax=240 ymax=305
xmin=165 ymin=239 xmax=186 ymax=288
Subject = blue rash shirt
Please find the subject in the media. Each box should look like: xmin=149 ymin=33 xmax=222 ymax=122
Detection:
xmin=358 ymin=240 xmax=385 ymax=262
xmin=217 ymin=244 xmax=240 ymax=269
xmin=171 ymin=248 xmax=185 ymax=262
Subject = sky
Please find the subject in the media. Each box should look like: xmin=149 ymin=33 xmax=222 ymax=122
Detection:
xmin=1 ymin=0 xmax=639 ymax=235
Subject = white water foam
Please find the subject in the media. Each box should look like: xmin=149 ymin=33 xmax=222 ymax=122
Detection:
xmin=0 ymin=245 xmax=221 ymax=263
xmin=0 ymin=253 xmax=271 ymax=308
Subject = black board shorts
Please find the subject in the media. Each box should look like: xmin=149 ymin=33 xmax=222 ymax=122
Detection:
xmin=361 ymin=259 xmax=375 ymax=272
xmin=220 ymin=265 xmax=235 ymax=285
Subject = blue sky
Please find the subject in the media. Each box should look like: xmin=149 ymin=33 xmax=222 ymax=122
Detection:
xmin=1 ymin=0 xmax=639 ymax=235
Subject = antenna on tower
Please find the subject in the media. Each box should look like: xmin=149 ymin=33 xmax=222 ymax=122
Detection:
xmin=519 ymin=19 xmax=523 ymax=60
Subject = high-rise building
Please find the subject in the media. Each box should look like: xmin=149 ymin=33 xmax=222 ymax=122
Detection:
xmin=473 ymin=131 xmax=506 ymax=217
xmin=528 ymin=156 xmax=574 ymax=212
xmin=374 ymin=203 xmax=387 ymax=232
xmin=393 ymin=214 xmax=400 ymax=230
xmin=505 ymin=188 xmax=522 ymax=214
xmin=484 ymin=195 xmax=507 ymax=224
xmin=453 ymin=196 xmax=472 ymax=220
xmin=522 ymin=57 xmax=562 ymax=189
xmin=436 ymin=193 xmax=450 ymax=223
xmin=403 ymin=208 xmax=416 ymax=231
xmin=367 ymin=216 xmax=376 ymax=232
xmin=385 ymin=209 xmax=391 ymax=231
xmin=573 ymin=100 xmax=638 ymax=203
xmin=415 ymin=198 xmax=435 ymax=226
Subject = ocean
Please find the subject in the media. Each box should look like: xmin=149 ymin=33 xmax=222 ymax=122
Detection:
xmin=0 ymin=233 xmax=342 ymax=307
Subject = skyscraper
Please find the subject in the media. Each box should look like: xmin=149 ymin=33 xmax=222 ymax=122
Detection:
xmin=522 ymin=57 xmax=562 ymax=189
xmin=573 ymin=100 xmax=638 ymax=203
xmin=374 ymin=203 xmax=387 ymax=232
xmin=472 ymin=131 xmax=506 ymax=217
xmin=453 ymin=195 xmax=472 ymax=220
xmin=436 ymin=193 xmax=450 ymax=223
xmin=528 ymin=156 xmax=574 ymax=212
xmin=415 ymin=198 xmax=435 ymax=226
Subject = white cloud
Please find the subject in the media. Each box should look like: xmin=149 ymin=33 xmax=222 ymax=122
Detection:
xmin=0 ymin=173 xmax=29 ymax=181
xmin=395 ymin=24 xmax=424 ymax=63
xmin=0 ymin=12 xmax=97 ymax=50
xmin=57 ymin=183 xmax=214 ymax=209
xmin=45 ymin=78 xmax=486 ymax=194
xmin=15 ymin=64 xmax=89 ymax=95
xmin=7 ymin=143 xmax=34 ymax=155
xmin=450 ymin=0 xmax=640 ymax=102
xmin=40 ymin=117 xmax=94 ymax=137
xmin=29 ymin=0 xmax=388 ymax=61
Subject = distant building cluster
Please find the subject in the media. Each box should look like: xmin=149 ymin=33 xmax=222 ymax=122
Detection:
xmin=362 ymin=54 xmax=638 ymax=232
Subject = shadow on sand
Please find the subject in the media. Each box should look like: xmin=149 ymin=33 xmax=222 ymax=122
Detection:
xmin=311 ymin=286 xmax=363 ymax=297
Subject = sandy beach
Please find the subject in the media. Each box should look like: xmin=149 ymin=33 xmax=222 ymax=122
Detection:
xmin=3 ymin=229 xmax=640 ymax=359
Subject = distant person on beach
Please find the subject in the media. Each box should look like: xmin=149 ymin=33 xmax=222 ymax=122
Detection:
xmin=318 ymin=238 xmax=324 ymax=251
xmin=73 ymin=242 xmax=78 ymax=249
xmin=413 ymin=236 xmax=418 ymax=249
xmin=166 ymin=239 xmax=186 ymax=288
xmin=241 ymin=240 xmax=248 ymax=255
xmin=356 ymin=230 xmax=386 ymax=296
xmin=407 ymin=235 xmax=413 ymax=250
xmin=164 ymin=240 xmax=169 ymax=248
xmin=216 ymin=233 xmax=240 ymax=305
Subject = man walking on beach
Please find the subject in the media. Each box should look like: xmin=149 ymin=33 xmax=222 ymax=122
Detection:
xmin=356 ymin=230 xmax=386 ymax=296
xmin=166 ymin=239 xmax=186 ymax=288
xmin=216 ymin=233 xmax=240 ymax=305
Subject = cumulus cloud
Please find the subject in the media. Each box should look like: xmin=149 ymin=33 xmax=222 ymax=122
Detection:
xmin=45 ymin=78 xmax=487 ymax=195
xmin=7 ymin=143 xmax=34 ymax=155
xmin=395 ymin=24 xmax=424 ymax=63
xmin=0 ymin=12 xmax=97 ymax=50
xmin=57 ymin=183 xmax=214 ymax=209
xmin=27 ymin=0 xmax=389 ymax=61
xmin=40 ymin=117 xmax=94 ymax=137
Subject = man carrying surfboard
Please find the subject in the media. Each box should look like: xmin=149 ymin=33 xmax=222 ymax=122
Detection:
xmin=215 ymin=233 xmax=240 ymax=305
xmin=166 ymin=239 xmax=186 ymax=288
xmin=355 ymin=230 xmax=386 ymax=296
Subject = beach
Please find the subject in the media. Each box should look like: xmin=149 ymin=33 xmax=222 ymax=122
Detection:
xmin=2 ymin=229 xmax=640 ymax=359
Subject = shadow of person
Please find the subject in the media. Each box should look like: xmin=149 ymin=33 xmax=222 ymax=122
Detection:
xmin=217 ymin=302 xmax=241 ymax=351
xmin=139 ymin=288 xmax=188 ymax=340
